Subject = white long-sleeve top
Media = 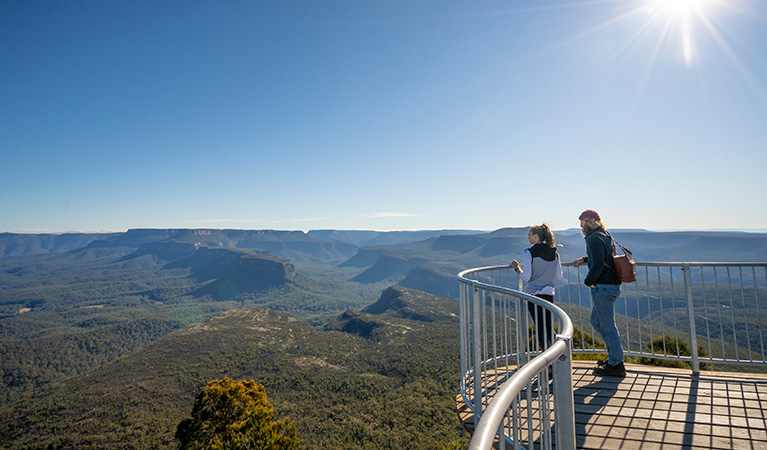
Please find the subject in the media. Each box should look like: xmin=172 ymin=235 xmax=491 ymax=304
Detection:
xmin=518 ymin=247 xmax=563 ymax=297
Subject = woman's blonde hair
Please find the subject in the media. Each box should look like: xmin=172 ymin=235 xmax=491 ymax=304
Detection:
xmin=529 ymin=223 xmax=556 ymax=248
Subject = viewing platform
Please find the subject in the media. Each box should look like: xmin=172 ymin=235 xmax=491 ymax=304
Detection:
xmin=458 ymin=262 xmax=767 ymax=450
xmin=457 ymin=361 xmax=767 ymax=449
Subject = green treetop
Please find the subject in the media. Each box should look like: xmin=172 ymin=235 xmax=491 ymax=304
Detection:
xmin=176 ymin=378 xmax=297 ymax=450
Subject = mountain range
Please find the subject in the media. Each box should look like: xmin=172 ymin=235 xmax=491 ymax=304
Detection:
xmin=2 ymin=227 xmax=767 ymax=448
xmin=4 ymin=227 xmax=767 ymax=303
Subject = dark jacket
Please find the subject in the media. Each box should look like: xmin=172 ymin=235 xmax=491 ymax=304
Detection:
xmin=583 ymin=227 xmax=619 ymax=286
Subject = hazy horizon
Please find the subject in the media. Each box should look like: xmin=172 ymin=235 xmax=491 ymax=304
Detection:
xmin=5 ymin=226 xmax=767 ymax=235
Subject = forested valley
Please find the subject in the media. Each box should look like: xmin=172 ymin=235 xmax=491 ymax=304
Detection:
xmin=2 ymin=228 xmax=767 ymax=448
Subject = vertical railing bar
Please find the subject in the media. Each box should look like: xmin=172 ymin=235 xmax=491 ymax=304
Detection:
xmin=473 ymin=285 xmax=482 ymax=424
xmin=699 ymin=267 xmax=712 ymax=362
xmin=491 ymin=290 xmax=499 ymax=399
xmin=544 ymin=367 xmax=552 ymax=450
xmin=482 ymin=288 xmax=490 ymax=409
xmin=460 ymin=282 xmax=467 ymax=404
xmin=683 ymin=264 xmax=700 ymax=373
xmin=645 ymin=265 xmax=654 ymax=357
xmin=624 ymin=281 xmax=631 ymax=354
xmin=738 ymin=267 xmax=752 ymax=362
xmin=531 ymin=298 xmax=538 ymax=355
xmin=633 ymin=274 xmax=642 ymax=355
xmin=713 ymin=267 xmax=726 ymax=360
xmin=754 ymin=266 xmax=765 ymax=362
xmin=515 ymin=293 xmax=521 ymax=381
xmin=511 ymin=394 xmax=519 ymax=450
xmin=576 ymin=266 xmax=585 ymax=352
xmin=669 ymin=266 xmax=681 ymax=359
xmin=501 ymin=290 xmax=507 ymax=390
xmin=726 ymin=267 xmax=739 ymax=361
xmin=526 ymin=377 xmax=533 ymax=450
xmin=657 ymin=266 xmax=666 ymax=357
xmin=538 ymin=369 xmax=545 ymax=450
xmin=465 ymin=282 xmax=470 ymax=398
xmin=509 ymin=293 xmax=515 ymax=379
xmin=498 ymin=411 xmax=505 ymax=450
xmin=503 ymin=293 xmax=510 ymax=377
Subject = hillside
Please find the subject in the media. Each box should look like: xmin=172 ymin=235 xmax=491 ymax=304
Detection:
xmin=0 ymin=286 xmax=467 ymax=449
xmin=0 ymin=244 xmax=373 ymax=406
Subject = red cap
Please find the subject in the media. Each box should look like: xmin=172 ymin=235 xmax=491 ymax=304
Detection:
xmin=579 ymin=209 xmax=601 ymax=221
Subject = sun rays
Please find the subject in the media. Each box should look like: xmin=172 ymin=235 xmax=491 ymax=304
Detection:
xmin=643 ymin=0 xmax=719 ymax=66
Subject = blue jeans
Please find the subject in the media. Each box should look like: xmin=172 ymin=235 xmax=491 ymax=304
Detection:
xmin=590 ymin=284 xmax=623 ymax=365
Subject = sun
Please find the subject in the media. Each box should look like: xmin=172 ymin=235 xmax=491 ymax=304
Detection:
xmin=644 ymin=0 xmax=718 ymax=65
xmin=648 ymin=0 xmax=711 ymax=15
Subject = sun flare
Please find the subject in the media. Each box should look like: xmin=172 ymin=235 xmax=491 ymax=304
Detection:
xmin=645 ymin=0 xmax=717 ymax=65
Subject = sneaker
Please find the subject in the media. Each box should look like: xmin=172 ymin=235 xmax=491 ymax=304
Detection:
xmin=596 ymin=359 xmax=608 ymax=367
xmin=593 ymin=362 xmax=626 ymax=377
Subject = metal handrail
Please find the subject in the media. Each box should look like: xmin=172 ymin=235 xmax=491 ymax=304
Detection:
xmin=459 ymin=265 xmax=576 ymax=450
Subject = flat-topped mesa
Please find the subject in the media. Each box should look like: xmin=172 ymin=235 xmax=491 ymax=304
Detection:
xmin=165 ymin=246 xmax=296 ymax=300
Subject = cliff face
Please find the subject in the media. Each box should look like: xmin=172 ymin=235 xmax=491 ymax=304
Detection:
xmin=165 ymin=246 xmax=297 ymax=300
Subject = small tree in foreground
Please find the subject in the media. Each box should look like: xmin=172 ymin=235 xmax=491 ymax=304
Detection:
xmin=176 ymin=378 xmax=297 ymax=450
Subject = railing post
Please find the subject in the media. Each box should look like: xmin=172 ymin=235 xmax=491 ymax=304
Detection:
xmin=683 ymin=264 xmax=701 ymax=373
xmin=473 ymin=284 xmax=483 ymax=426
xmin=553 ymin=335 xmax=576 ymax=450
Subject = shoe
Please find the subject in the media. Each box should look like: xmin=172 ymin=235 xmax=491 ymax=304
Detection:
xmin=596 ymin=359 xmax=608 ymax=367
xmin=593 ymin=362 xmax=626 ymax=378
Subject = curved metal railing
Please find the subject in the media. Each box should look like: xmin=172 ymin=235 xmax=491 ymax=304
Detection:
xmin=459 ymin=261 xmax=767 ymax=450
xmin=459 ymin=265 xmax=576 ymax=450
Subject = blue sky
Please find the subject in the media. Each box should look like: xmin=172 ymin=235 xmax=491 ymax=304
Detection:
xmin=2 ymin=0 xmax=766 ymax=233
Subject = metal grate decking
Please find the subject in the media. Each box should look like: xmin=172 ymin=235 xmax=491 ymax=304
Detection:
xmin=458 ymin=361 xmax=767 ymax=449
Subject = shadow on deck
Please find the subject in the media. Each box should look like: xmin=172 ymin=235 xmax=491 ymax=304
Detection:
xmin=457 ymin=361 xmax=767 ymax=449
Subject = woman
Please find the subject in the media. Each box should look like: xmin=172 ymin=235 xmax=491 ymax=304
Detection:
xmin=510 ymin=224 xmax=563 ymax=352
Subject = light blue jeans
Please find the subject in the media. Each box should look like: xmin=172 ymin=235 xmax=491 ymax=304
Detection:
xmin=590 ymin=284 xmax=624 ymax=365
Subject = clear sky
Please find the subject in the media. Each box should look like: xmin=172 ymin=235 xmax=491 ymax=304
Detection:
xmin=2 ymin=0 xmax=766 ymax=233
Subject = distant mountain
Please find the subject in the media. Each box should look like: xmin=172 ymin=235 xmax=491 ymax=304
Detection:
xmin=342 ymin=228 xmax=767 ymax=299
xmin=399 ymin=262 xmax=467 ymax=299
xmin=0 ymin=289 xmax=465 ymax=449
xmin=0 ymin=228 xmax=484 ymax=265
xmin=351 ymin=254 xmax=431 ymax=283
xmin=90 ymin=229 xmax=358 ymax=264
xmin=166 ymin=247 xmax=297 ymax=300
xmin=341 ymin=228 xmax=529 ymax=287
xmin=308 ymin=229 xmax=483 ymax=247
xmin=0 ymin=232 xmax=118 ymax=256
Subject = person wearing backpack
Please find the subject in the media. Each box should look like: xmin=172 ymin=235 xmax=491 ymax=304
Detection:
xmin=572 ymin=210 xmax=626 ymax=377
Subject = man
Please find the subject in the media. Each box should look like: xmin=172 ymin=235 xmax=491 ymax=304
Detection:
xmin=572 ymin=209 xmax=626 ymax=377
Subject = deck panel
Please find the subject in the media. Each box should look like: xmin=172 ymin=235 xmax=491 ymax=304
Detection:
xmin=458 ymin=361 xmax=767 ymax=449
